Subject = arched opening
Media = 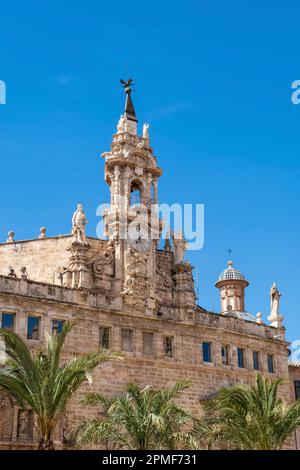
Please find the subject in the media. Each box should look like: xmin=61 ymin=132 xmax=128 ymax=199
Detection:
xmin=130 ymin=180 xmax=142 ymax=206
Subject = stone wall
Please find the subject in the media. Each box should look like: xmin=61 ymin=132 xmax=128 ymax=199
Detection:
xmin=0 ymin=275 xmax=292 ymax=449
xmin=288 ymin=364 xmax=300 ymax=449
xmin=0 ymin=236 xmax=108 ymax=286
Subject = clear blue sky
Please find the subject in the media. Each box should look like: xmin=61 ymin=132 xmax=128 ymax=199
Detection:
xmin=0 ymin=1 xmax=299 ymax=343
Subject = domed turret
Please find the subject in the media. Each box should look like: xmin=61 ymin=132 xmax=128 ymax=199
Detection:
xmin=215 ymin=260 xmax=249 ymax=314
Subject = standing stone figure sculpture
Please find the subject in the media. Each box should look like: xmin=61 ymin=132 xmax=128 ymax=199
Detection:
xmin=270 ymin=282 xmax=281 ymax=316
xmin=72 ymin=204 xmax=88 ymax=245
xmin=143 ymin=123 xmax=149 ymax=139
xmin=17 ymin=409 xmax=29 ymax=437
xmin=268 ymin=282 xmax=284 ymax=328
xmin=171 ymin=231 xmax=188 ymax=264
xmin=117 ymin=115 xmax=125 ymax=133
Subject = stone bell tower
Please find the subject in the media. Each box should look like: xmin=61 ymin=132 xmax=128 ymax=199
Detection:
xmin=101 ymin=79 xmax=163 ymax=314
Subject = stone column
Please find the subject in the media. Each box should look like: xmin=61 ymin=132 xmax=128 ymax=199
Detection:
xmin=153 ymin=177 xmax=158 ymax=204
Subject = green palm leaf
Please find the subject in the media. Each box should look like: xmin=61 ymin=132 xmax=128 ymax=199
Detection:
xmin=196 ymin=373 xmax=300 ymax=450
xmin=73 ymin=380 xmax=196 ymax=450
xmin=0 ymin=322 xmax=121 ymax=449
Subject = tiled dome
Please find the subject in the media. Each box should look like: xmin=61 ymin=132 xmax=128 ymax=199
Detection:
xmin=217 ymin=260 xmax=246 ymax=282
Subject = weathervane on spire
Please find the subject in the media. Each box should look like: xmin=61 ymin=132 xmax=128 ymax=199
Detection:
xmin=120 ymin=78 xmax=134 ymax=95
xmin=120 ymin=78 xmax=137 ymax=123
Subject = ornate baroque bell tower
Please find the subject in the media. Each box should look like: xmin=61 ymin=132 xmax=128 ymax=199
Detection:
xmin=101 ymin=79 xmax=163 ymax=314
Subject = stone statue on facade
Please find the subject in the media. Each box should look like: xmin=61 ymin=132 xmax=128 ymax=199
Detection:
xmin=143 ymin=123 xmax=149 ymax=139
xmin=72 ymin=204 xmax=88 ymax=245
xmin=17 ymin=409 xmax=30 ymax=437
xmin=171 ymin=231 xmax=188 ymax=264
xmin=268 ymin=282 xmax=284 ymax=328
xmin=117 ymin=115 xmax=125 ymax=133
xmin=270 ymin=282 xmax=281 ymax=316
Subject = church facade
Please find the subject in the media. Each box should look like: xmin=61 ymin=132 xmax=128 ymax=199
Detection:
xmin=0 ymin=84 xmax=299 ymax=449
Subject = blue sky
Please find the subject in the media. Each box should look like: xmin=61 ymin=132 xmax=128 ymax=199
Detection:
xmin=0 ymin=1 xmax=299 ymax=344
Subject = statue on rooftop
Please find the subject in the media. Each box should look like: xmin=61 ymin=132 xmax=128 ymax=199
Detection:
xmin=143 ymin=123 xmax=149 ymax=139
xmin=72 ymin=204 xmax=88 ymax=245
xmin=117 ymin=115 xmax=126 ymax=133
xmin=270 ymin=282 xmax=281 ymax=317
xmin=268 ymin=282 xmax=284 ymax=328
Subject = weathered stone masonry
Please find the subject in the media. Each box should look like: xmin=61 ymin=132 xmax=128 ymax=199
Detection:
xmin=0 ymin=83 xmax=299 ymax=449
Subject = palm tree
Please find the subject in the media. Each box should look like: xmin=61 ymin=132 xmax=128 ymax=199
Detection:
xmin=196 ymin=373 xmax=300 ymax=450
xmin=73 ymin=380 xmax=198 ymax=450
xmin=0 ymin=321 xmax=121 ymax=450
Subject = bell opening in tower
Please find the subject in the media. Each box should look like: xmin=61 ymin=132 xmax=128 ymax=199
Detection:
xmin=130 ymin=181 xmax=142 ymax=206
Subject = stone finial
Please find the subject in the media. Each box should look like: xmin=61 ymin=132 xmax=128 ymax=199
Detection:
xmin=8 ymin=267 xmax=17 ymax=278
xmin=6 ymin=231 xmax=15 ymax=243
xmin=20 ymin=267 xmax=28 ymax=280
xmin=39 ymin=227 xmax=47 ymax=239
xmin=256 ymin=312 xmax=263 ymax=325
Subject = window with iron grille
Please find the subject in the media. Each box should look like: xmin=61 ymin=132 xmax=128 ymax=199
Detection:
xmin=253 ymin=351 xmax=260 ymax=371
xmin=221 ymin=345 xmax=229 ymax=365
xmin=99 ymin=327 xmax=110 ymax=349
xmin=267 ymin=354 xmax=275 ymax=373
xmin=294 ymin=381 xmax=300 ymax=400
xmin=237 ymin=348 xmax=245 ymax=368
xmin=164 ymin=336 xmax=174 ymax=357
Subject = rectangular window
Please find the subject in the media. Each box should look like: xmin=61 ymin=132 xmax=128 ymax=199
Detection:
xmin=27 ymin=316 xmax=40 ymax=340
xmin=1 ymin=312 xmax=15 ymax=331
xmin=221 ymin=345 xmax=229 ymax=365
xmin=99 ymin=327 xmax=110 ymax=349
xmin=237 ymin=348 xmax=245 ymax=368
xmin=143 ymin=332 xmax=154 ymax=356
xmin=202 ymin=342 xmax=212 ymax=363
xmin=295 ymin=381 xmax=300 ymax=400
xmin=253 ymin=351 xmax=260 ymax=371
xmin=121 ymin=329 xmax=133 ymax=352
xmin=267 ymin=354 xmax=274 ymax=373
xmin=164 ymin=336 xmax=174 ymax=357
xmin=52 ymin=319 xmax=64 ymax=336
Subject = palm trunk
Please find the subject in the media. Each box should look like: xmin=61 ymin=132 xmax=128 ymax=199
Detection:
xmin=38 ymin=438 xmax=54 ymax=450
xmin=38 ymin=429 xmax=55 ymax=450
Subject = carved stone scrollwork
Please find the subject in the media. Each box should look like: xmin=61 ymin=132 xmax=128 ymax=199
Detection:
xmin=92 ymin=245 xmax=114 ymax=276
xmin=121 ymin=250 xmax=149 ymax=311
xmin=0 ymin=393 xmax=14 ymax=440
xmin=146 ymin=281 xmax=161 ymax=311
xmin=156 ymin=262 xmax=173 ymax=288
